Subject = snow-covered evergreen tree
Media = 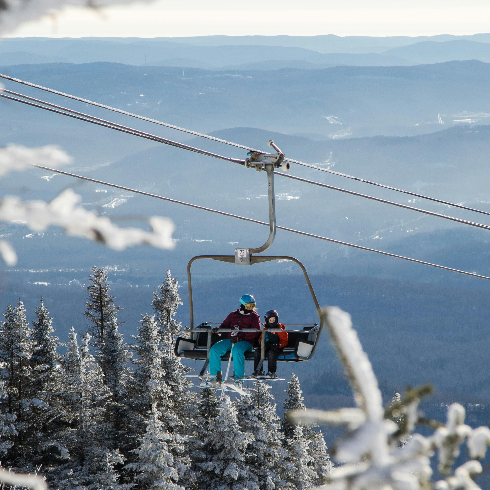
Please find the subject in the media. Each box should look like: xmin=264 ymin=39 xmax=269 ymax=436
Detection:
xmin=127 ymin=313 xmax=189 ymax=486
xmin=54 ymin=331 xmax=126 ymax=490
xmin=282 ymin=374 xmax=306 ymax=440
xmin=0 ymin=300 xmax=36 ymax=467
xmin=282 ymin=373 xmax=332 ymax=486
xmin=101 ymin=316 xmax=133 ymax=457
xmin=196 ymin=396 xmax=258 ymax=490
xmin=28 ymin=299 xmax=66 ymax=470
xmin=152 ymin=270 xmax=183 ymax=346
xmin=85 ymin=266 xmax=122 ymax=352
xmin=0 ymin=381 xmax=16 ymax=458
xmin=186 ymin=387 xmax=221 ymax=489
xmin=127 ymin=403 xmax=183 ymax=490
xmin=234 ymin=382 xmax=288 ymax=490
xmin=282 ymin=425 xmax=315 ymax=490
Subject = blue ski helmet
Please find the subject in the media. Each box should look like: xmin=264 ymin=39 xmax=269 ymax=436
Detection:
xmin=239 ymin=294 xmax=256 ymax=310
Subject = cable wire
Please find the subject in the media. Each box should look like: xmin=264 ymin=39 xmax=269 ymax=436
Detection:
xmin=0 ymin=72 xmax=257 ymax=152
xmin=275 ymin=171 xmax=490 ymax=233
xmin=286 ymin=158 xmax=490 ymax=218
xmin=0 ymin=92 xmax=245 ymax=165
xmin=32 ymin=164 xmax=490 ymax=282
xmin=5 ymin=89 xmax=490 ymax=235
xmin=3 ymin=72 xmax=490 ymax=220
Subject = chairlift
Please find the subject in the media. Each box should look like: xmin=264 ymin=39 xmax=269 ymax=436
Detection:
xmin=174 ymin=141 xmax=324 ymax=376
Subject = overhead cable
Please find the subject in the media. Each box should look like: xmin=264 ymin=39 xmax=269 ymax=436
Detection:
xmin=286 ymin=158 xmax=490 ymax=218
xmin=32 ymin=164 xmax=490 ymax=282
xmin=0 ymin=92 xmax=245 ymax=165
xmin=4 ymin=89 xmax=490 ymax=235
xmin=275 ymin=171 xmax=490 ymax=233
xmin=2 ymin=75 xmax=490 ymax=219
xmin=0 ymin=72 xmax=255 ymax=152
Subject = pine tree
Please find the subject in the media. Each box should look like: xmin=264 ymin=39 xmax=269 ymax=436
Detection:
xmin=196 ymin=396 xmax=258 ymax=490
xmin=186 ymin=387 xmax=221 ymax=489
xmin=234 ymin=382 xmax=288 ymax=490
xmin=54 ymin=331 xmax=123 ymax=490
xmin=126 ymin=403 xmax=184 ymax=490
xmin=127 ymin=313 xmax=189 ymax=486
xmin=282 ymin=374 xmax=305 ymax=440
xmin=0 ymin=300 xmax=36 ymax=467
xmin=101 ymin=316 xmax=133 ymax=457
xmin=29 ymin=299 xmax=67 ymax=470
xmin=85 ymin=266 xmax=122 ymax=350
xmin=283 ymin=426 xmax=315 ymax=490
xmin=282 ymin=374 xmax=332 ymax=487
xmin=152 ymin=270 xmax=183 ymax=347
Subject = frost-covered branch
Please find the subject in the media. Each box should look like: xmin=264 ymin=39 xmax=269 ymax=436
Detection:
xmin=0 ymin=468 xmax=46 ymax=490
xmin=288 ymin=307 xmax=490 ymax=489
xmin=0 ymin=189 xmax=175 ymax=265
xmin=0 ymin=0 xmax=157 ymax=35
xmin=0 ymin=144 xmax=71 ymax=177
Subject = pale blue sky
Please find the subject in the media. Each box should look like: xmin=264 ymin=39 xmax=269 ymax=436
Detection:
xmin=7 ymin=0 xmax=490 ymax=38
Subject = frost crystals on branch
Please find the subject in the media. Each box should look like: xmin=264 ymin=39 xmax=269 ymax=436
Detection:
xmin=0 ymin=188 xmax=175 ymax=265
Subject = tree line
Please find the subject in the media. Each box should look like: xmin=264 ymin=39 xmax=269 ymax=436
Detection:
xmin=0 ymin=266 xmax=331 ymax=490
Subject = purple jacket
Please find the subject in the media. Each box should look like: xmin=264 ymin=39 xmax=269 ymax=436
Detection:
xmin=219 ymin=309 xmax=261 ymax=344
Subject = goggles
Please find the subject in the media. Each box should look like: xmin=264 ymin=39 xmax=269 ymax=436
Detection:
xmin=243 ymin=302 xmax=256 ymax=310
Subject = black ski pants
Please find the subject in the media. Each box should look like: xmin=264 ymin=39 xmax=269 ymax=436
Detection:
xmin=254 ymin=347 xmax=280 ymax=373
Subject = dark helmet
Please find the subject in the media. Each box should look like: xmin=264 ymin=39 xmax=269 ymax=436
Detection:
xmin=264 ymin=309 xmax=279 ymax=323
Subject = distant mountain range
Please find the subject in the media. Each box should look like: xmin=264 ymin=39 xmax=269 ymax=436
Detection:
xmin=4 ymin=35 xmax=490 ymax=69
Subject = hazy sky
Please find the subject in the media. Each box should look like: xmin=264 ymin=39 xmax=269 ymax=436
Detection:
xmin=7 ymin=0 xmax=490 ymax=38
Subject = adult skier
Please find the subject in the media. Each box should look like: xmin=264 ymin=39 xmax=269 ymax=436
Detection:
xmin=204 ymin=294 xmax=261 ymax=386
xmin=253 ymin=309 xmax=288 ymax=378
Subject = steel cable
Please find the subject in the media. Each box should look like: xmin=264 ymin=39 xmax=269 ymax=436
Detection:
xmin=0 ymin=92 xmax=245 ymax=165
xmin=275 ymin=171 xmax=490 ymax=233
xmin=0 ymin=72 xmax=257 ymax=152
xmin=2 ymin=72 xmax=490 ymax=219
xmin=31 ymin=164 xmax=490 ymax=282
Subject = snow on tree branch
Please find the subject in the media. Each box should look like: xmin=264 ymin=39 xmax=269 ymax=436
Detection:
xmin=287 ymin=307 xmax=490 ymax=489
xmin=0 ymin=189 xmax=175 ymax=265
xmin=0 ymin=144 xmax=72 ymax=177
xmin=0 ymin=468 xmax=46 ymax=490
xmin=0 ymin=0 xmax=157 ymax=35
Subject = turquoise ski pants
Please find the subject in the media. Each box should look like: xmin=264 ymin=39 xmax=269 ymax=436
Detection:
xmin=209 ymin=339 xmax=253 ymax=378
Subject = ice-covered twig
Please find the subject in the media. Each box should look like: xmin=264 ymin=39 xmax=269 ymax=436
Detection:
xmin=468 ymin=426 xmax=490 ymax=460
xmin=0 ymin=0 xmax=158 ymax=36
xmin=0 ymin=467 xmax=46 ymax=490
xmin=0 ymin=144 xmax=71 ymax=177
xmin=0 ymin=240 xmax=17 ymax=265
xmin=288 ymin=407 xmax=366 ymax=430
xmin=432 ymin=403 xmax=472 ymax=475
xmin=0 ymin=189 xmax=175 ymax=265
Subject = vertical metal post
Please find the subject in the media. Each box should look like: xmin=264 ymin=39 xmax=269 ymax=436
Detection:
xmin=250 ymin=164 xmax=276 ymax=254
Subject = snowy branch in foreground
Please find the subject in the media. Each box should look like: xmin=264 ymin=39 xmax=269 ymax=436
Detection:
xmin=0 ymin=189 xmax=175 ymax=265
xmin=288 ymin=307 xmax=490 ymax=489
xmin=0 ymin=468 xmax=46 ymax=490
xmin=0 ymin=0 xmax=157 ymax=35
xmin=0 ymin=144 xmax=72 ymax=177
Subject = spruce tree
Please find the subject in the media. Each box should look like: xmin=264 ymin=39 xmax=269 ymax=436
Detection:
xmin=85 ymin=266 xmax=122 ymax=351
xmin=186 ymin=387 xmax=221 ymax=489
xmin=126 ymin=403 xmax=184 ymax=490
xmin=283 ymin=426 xmax=316 ymax=490
xmin=282 ymin=374 xmax=332 ymax=486
xmin=29 ymin=299 xmax=67 ymax=470
xmin=0 ymin=300 xmax=36 ymax=467
xmin=235 ymin=382 xmax=288 ymax=490
xmin=55 ymin=331 xmax=121 ymax=490
xmin=127 ymin=313 xmax=189 ymax=486
xmin=196 ymin=396 xmax=258 ymax=490
xmin=152 ymin=270 xmax=183 ymax=346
